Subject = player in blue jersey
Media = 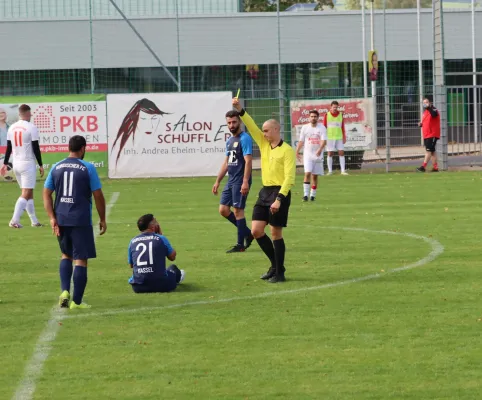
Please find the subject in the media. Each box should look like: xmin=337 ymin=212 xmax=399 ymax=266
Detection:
xmin=212 ymin=110 xmax=254 ymax=253
xmin=43 ymin=135 xmax=106 ymax=310
xmin=128 ymin=214 xmax=185 ymax=293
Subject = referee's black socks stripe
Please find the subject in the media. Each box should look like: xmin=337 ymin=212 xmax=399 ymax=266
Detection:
xmin=273 ymin=238 xmax=286 ymax=274
xmin=256 ymin=234 xmax=275 ymax=266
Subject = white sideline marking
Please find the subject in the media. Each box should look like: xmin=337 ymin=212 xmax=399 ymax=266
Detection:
xmin=64 ymin=227 xmax=444 ymax=320
xmin=12 ymin=192 xmax=120 ymax=400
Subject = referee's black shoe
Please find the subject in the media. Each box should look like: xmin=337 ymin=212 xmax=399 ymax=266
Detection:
xmin=268 ymin=273 xmax=286 ymax=283
xmin=261 ymin=266 xmax=276 ymax=280
xmin=302 ymin=196 xmax=308 ymax=202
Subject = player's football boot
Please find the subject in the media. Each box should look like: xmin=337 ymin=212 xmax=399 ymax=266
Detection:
xmin=8 ymin=221 xmax=23 ymax=228
xmin=179 ymin=270 xmax=186 ymax=284
xmin=69 ymin=302 xmax=92 ymax=310
xmin=59 ymin=290 xmax=70 ymax=308
xmin=432 ymin=168 xmax=439 ymax=172
xmin=302 ymin=196 xmax=308 ymax=202
xmin=327 ymin=172 xmax=333 ymax=176
xmin=31 ymin=222 xmax=44 ymax=227
xmin=226 ymin=244 xmax=245 ymax=253
xmin=310 ymin=196 xmax=315 ymax=201
xmin=416 ymin=166 xmax=426 ymax=172
xmin=244 ymin=234 xmax=254 ymax=250
xmin=341 ymin=172 xmax=349 ymax=176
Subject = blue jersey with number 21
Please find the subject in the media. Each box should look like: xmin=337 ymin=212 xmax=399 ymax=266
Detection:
xmin=128 ymin=232 xmax=174 ymax=285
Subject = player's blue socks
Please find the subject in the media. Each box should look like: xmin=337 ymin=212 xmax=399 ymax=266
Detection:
xmin=236 ymin=218 xmax=251 ymax=246
xmin=72 ymin=266 xmax=88 ymax=305
xmin=59 ymin=259 xmax=73 ymax=292
xmin=225 ymin=212 xmax=237 ymax=227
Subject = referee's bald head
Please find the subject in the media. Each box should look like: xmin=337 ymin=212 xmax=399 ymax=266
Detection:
xmin=262 ymin=119 xmax=281 ymax=143
xmin=265 ymin=119 xmax=280 ymax=129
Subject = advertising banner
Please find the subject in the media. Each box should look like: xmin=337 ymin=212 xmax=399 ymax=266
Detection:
xmin=0 ymin=95 xmax=107 ymax=177
xmin=290 ymin=98 xmax=375 ymax=151
xmin=107 ymin=92 xmax=233 ymax=178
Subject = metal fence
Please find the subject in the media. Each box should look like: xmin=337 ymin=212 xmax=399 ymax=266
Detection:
xmin=237 ymin=84 xmax=481 ymax=173
xmin=1 ymin=0 xmax=482 ymax=173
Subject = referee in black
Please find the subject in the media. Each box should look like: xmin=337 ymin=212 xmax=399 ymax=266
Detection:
xmin=232 ymin=98 xmax=296 ymax=283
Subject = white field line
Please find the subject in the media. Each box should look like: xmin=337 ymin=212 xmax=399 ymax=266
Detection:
xmin=12 ymin=192 xmax=120 ymax=400
xmin=63 ymin=226 xmax=444 ymax=320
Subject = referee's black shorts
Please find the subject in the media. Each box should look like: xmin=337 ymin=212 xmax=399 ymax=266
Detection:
xmin=252 ymin=186 xmax=291 ymax=227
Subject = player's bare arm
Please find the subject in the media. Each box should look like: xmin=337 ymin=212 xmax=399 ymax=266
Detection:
xmin=167 ymin=249 xmax=177 ymax=262
xmin=43 ymin=188 xmax=60 ymax=236
xmin=295 ymin=139 xmax=304 ymax=162
xmin=213 ymin=156 xmax=228 ymax=195
xmin=315 ymin=140 xmax=327 ymax=158
xmin=93 ymin=189 xmax=107 ymax=235
xmin=241 ymin=154 xmax=252 ymax=196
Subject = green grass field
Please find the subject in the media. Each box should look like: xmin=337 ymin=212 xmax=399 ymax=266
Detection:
xmin=1 ymin=171 xmax=482 ymax=400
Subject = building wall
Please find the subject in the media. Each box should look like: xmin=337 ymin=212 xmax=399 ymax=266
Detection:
xmin=0 ymin=10 xmax=481 ymax=71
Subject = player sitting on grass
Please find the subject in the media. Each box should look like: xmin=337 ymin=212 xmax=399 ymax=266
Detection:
xmin=128 ymin=214 xmax=185 ymax=293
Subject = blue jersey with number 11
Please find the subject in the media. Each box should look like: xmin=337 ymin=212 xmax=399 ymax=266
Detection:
xmin=44 ymin=157 xmax=102 ymax=227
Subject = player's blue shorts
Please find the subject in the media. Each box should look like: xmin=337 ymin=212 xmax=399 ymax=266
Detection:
xmin=58 ymin=226 xmax=96 ymax=260
xmin=220 ymin=182 xmax=250 ymax=209
xmin=129 ymin=265 xmax=179 ymax=293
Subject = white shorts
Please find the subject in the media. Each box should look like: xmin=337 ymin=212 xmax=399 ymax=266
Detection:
xmin=13 ymin=161 xmax=37 ymax=189
xmin=327 ymin=140 xmax=344 ymax=152
xmin=304 ymin=158 xmax=324 ymax=176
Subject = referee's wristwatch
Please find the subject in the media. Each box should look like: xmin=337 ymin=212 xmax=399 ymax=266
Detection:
xmin=276 ymin=194 xmax=285 ymax=203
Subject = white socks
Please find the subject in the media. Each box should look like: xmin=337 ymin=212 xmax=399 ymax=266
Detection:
xmin=26 ymin=199 xmax=39 ymax=224
xmin=12 ymin=197 xmax=27 ymax=224
xmin=310 ymin=187 xmax=317 ymax=198
xmin=328 ymin=156 xmax=333 ymax=173
xmin=303 ymin=182 xmax=310 ymax=197
xmin=327 ymin=156 xmax=346 ymax=173
xmin=340 ymin=156 xmax=346 ymax=173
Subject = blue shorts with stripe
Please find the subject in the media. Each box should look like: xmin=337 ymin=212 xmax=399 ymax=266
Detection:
xmin=220 ymin=182 xmax=250 ymax=210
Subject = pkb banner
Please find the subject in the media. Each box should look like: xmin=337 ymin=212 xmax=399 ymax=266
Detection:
xmin=107 ymin=92 xmax=233 ymax=178
xmin=0 ymin=95 xmax=107 ymax=177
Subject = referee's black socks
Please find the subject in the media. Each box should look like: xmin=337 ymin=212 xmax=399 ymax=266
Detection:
xmin=273 ymin=238 xmax=286 ymax=274
xmin=256 ymin=234 xmax=275 ymax=266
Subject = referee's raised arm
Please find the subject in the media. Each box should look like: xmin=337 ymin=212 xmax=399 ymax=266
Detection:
xmin=232 ymin=98 xmax=264 ymax=148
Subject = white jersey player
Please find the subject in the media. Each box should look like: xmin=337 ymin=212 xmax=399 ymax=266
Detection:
xmin=0 ymin=104 xmax=44 ymax=228
xmin=295 ymin=110 xmax=327 ymax=202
